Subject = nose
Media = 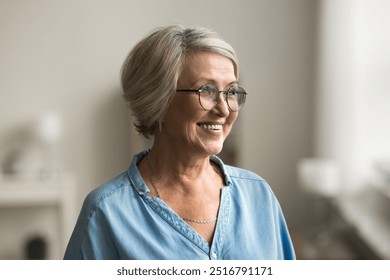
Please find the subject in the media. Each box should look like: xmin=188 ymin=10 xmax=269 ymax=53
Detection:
xmin=213 ymin=92 xmax=230 ymax=117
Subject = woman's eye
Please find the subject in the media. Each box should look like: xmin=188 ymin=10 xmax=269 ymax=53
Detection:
xmin=201 ymin=85 xmax=213 ymax=93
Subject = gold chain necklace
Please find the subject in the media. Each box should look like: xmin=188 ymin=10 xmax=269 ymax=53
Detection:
xmin=146 ymin=155 xmax=218 ymax=224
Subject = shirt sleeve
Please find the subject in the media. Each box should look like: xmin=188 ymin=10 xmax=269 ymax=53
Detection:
xmin=63 ymin=191 xmax=120 ymax=260
xmin=275 ymin=201 xmax=296 ymax=260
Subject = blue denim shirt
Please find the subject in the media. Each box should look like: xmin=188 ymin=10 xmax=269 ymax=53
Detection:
xmin=64 ymin=150 xmax=295 ymax=260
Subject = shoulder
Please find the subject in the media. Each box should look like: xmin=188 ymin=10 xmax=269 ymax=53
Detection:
xmin=225 ymin=164 xmax=266 ymax=182
xmin=81 ymin=171 xmax=132 ymax=213
xmin=79 ymin=150 xmax=149 ymax=219
xmin=64 ymin=171 xmax=133 ymax=259
xmin=223 ymin=164 xmax=277 ymax=199
xmin=211 ymin=155 xmax=274 ymax=196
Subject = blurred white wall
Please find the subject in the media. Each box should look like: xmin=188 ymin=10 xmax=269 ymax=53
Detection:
xmin=315 ymin=0 xmax=390 ymax=191
xmin=0 ymin=0 xmax=317 ymax=258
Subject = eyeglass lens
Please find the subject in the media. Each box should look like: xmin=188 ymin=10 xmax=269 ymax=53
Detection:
xmin=199 ymin=84 xmax=246 ymax=111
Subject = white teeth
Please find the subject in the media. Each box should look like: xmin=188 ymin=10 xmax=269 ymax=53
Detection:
xmin=199 ymin=124 xmax=223 ymax=130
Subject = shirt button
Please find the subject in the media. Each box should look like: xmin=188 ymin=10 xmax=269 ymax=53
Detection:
xmin=211 ymin=251 xmax=217 ymax=259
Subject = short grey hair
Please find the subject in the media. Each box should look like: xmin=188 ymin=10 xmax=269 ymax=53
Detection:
xmin=121 ymin=25 xmax=239 ymax=138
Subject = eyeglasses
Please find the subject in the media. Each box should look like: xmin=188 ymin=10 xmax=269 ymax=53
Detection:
xmin=176 ymin=84 xmax=247 ymax=112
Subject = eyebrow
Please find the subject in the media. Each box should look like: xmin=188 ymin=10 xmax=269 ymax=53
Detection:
xmin=193 ymin=79 xmax=239 ymax=89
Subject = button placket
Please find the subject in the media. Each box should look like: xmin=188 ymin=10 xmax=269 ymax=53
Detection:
xmin=209 ymin=186 xmax=231 ymax=260
xmin=211 ymin=251 xmax=218 ymax=259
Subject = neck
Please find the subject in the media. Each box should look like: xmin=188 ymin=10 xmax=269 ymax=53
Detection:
xmin=150 ymin=147 xmax=210 ymax=183
xmin=140 ymin=136 xmax=224 ymax=238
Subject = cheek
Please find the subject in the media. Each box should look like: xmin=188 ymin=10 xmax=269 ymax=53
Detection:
xmin=166 ymin=102 xmax=203 ymax=137
xmin=224 ymin=113 xmax=238 ymax=133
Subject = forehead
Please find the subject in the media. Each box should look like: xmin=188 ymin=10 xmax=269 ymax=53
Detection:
xmin=179 ymin=52 xmax=236 ymax=86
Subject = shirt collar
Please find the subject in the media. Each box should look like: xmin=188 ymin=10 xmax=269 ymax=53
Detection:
xmin=210 ymin=154 xmax=232 ymax=186
xmin=126 ymin=149 xmax=150 ymax=196
xmin=127 ymin=149 xmax=232 ymax=196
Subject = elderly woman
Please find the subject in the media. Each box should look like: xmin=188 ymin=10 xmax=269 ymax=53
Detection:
xmin=64 ymin=25 xmax=295 ymax=260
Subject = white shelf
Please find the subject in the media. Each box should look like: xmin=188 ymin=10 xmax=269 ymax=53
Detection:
xmin=0 ymin=184 xmax=60 ymax=207
xmin=0 ymin=174 xmax=78 ymax=259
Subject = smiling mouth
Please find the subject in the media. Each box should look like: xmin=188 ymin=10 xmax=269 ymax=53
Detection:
xmin=197 ymin=123 xmax=223 ymax=131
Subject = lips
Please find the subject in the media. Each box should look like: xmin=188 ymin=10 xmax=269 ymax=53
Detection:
xmin=197 ymin=123 xmax=223 ymax=131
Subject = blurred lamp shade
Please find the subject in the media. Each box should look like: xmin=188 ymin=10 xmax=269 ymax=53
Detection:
xmin=297 ymin=158 xmax=341 ymax=197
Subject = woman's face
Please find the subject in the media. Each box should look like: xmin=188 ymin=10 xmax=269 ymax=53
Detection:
xmin=161 ymin=51 xmax=239 ymax=157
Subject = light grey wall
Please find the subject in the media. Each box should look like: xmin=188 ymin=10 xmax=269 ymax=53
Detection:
xmin=239 ymin=1 xmax=317 ymax=225
xmin=0 ymin=0 xmax=316 ymax=236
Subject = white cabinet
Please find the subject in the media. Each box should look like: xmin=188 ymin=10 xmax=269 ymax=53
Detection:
xmin=0 ymin=175 xmax=77 ymax=259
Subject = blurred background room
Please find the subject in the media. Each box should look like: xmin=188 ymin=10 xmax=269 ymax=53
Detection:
xmin=0 ymin=0 xmax=389 ymax=260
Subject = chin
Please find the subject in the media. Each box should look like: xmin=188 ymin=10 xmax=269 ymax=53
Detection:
xmin=203 ymin=142 xmax=224 ymax=156
xmin=192 ymin=133 xmax=227 ymax=156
